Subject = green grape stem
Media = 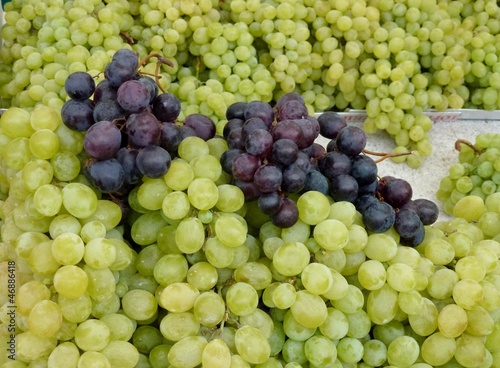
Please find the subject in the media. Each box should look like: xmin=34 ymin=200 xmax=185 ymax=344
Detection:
xmin=454 ymin=139 xmax=483 ymax=155
xmin=362 ymin=149 xmax=415 ymax=163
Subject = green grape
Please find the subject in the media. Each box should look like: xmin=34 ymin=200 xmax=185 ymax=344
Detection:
xmin=74 ymin=319 xmax=111 ymax=352
xmin=408 ymin=297 xmax=439 ymax=337
xmin=121 ymin=289 xmax=158 ymax=322
xmin=159 ymin=282 xmax=200 ymax=313
xmin=234 ymin=262 xmax=272 ymax=290
xmin=272 ymin=241 xmax=310 ymax=277
xmin=226 ymin=282 xmax=259 ymax=316
xmin=51 ymin=232 xmax=85 ymax=265
xmin=366 ymin=283 xmax=399 ymax=325
xmin=336 ymin=337 xmax=364 ymax=364
xmin=15 ymin=331 xmax=57 ymax=363
xmin=296 ymin=191 xmax=330 ymax=225
xmin=100 ymin=313 xmax=136 ymax=342
xmin=364 ymin=233 xmax=398 ymax=262
xmin=28 ymin=300 xmax=63 ymax=338
xmin=193 ymin=291 xmax=226 ymax=327
xmin=201 ymin=338 xmax=231 ymax=368
xmin=61 ymin=183 xmax=98 ymax=219
xmin=101 ymin=341 xmax=140 ymax=368
xmin=163 ymin=158 xmax=195 ymax=191
xmin=214 ymin=213 xmax=247 ymax=247
xmin=313 ymin=219 xmax=349 ymax=251
xmin=234 ymin=325 xmax=271 ymax=365
xmin=187 ymin=177 xmax=219 ymax=210
xmin=137 ymin=179 xmax=170 ymax=211
xmin=304 ymin=335 xmax=337 ymax=367
xmin=387 ymin=335 xmax=420 ymax=367
xmin=58 ymin=293 xmax=92 ymax=324
xmin=47 ymin=341 xmax=80 ymax=368
xmin=290 ymin=290 xmax=328 ymax=329
xmin=153 ymin=254 xmax=188 ymax=286
xmin=300 ymin=262 xmax=333 ymax=295
xmin=362 ymin=339 xmax=387 ymax=367
xmin=83 ymin=237 xmax=116 ymax=269
xmin=357 ymin=259 xmax=386 ymax=290
xmin=175 ymin=217 xmax=205 ymax=253
xmin=162 ymin=191 xmax=191 ymax=220
xmin=53 ymin=265 xmax=88 ymax=298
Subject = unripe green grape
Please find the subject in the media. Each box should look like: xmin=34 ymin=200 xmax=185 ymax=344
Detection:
xmin=159 ymin=311 xmax=200 ymax=342
xmin=193 ymin=291 xmax=226 ymax=327
xmin=53 ymin=265 xmax=88 ymax=298
xmin=226 ymin=282 xmax=259 ymax=316
xmin=234 ymin=326 xmax=271 ymax=365
xmin=28 ymin=300 xmax=63 ymax=338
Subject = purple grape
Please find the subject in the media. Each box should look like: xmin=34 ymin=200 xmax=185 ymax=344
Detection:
xmin=306 ymin=115 xmax=321 ymax=137
xmin=399 ymin=199 xmax=418 ymax=213
xmin=326 ymin=139 xmax=337 ymax=152
xmin=137 ymin=76 xmax=159 ymax=104
xmin=226 ymin=101 xmax=248 ymax=120
xmin=136 ymin=146 xmax=172 ymax=178
xmin=61 ymin=99 xmax=95 ymax=132
xmin=178 ymin=125 xmax=197 ymax=139
xmin=152 ymin=93 xmax=181 ymax=122
xmin=394 ymin=208 xmax=422 ymax=238
xmin=223 ymin=118 xmax=244 ymax=139
xmin=358 ymin=179 xmax=378 ymax=196
xmin=336 ymin=126 xmax=367 ymax=156
xmin=362 ymin=200 xmax=396 ymax=233
xmin=111 ymin=49 xmax=139 ymax=70
xmin=232 ymin=153 xmax=261 ymax=182
xmin=272 ymin=120 xmax=304 ymax=146
xmin=399 ymin=221 xmax=425 ymax=247
xmin=64 ymin=71 xmax=95 ymax=101
xmin=303 ymin=143 xmax=326 ymax=161
xmin=234 ymin=179 xmax=262 ymax=201
xmin=258 ymin=192 xmax=281 ymax=215
xmin=86 ymin=158 xmax=126 ymax=193
xmin=126 ymin=111 xmax=161 ymax=148
xmin=245 ymin=129 xmax=273 ymax=158
xmin=244 ymin=101 xmax=274 ymax=127
xmin=93 ymin=79 xmax=117 ymax=104
xmin=184 ymin=114 xmax=216 ymax=141
xmin=350 ymin=155 xmax=378 ymax=186
xmin=276 ymin=100 xmax=309 ymax=120
xmin=253 ymin=164 xmax=283 ymax=193
xmin=382 ymin=178 xmax=413 ymax=208
xmin=303 ymin=170 xmax=329 ymax=195
xmin=414 ymin=198 xmax=439 ymax=225
xmin=294 ymin=118 xmax=317 ymax=148
xmin=270 ymin=197 xmax=299 ymax=228
xmin=318 ymin=151 xmax=352 ymax=180
xmin=117 ymin=80 xmax=151 ymax=113
xmin=221 ymin=149 xmax=244 ymax=174
xmin=329 ymin=174 xmax=359 ymax=203
xmin=104 ymin=60 xmax=137 ymax=89
xmin=84 ymin=121 xmax=122 ymax=160
xmin=271 ymin=139 xmax=299 ymax=166
xmin=241 ymin=118 xmax=268 ymax=140
xmin=317 ymin=111 xmax=347 ymax=139
xmin=227 ymin=127 xmax=245 ymax=150
xmin=160 ymin=122 xmax=182 ymax=152
xmin=281 ymin=164 xmax=307 ymax=193
xmin=93 ymin=99 xmax=127 ymax=123
xmin=274 ymin=92 xmax=305 ymax=113
xmin=116 ymin=147 xmax=142 ymax=185
xmin=355 ymin=194 xmax=379 ymax=213
xmin=292 ymin=151 xmax=312 ymax=173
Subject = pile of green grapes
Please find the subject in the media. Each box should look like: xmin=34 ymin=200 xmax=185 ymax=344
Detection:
xmin=1 ymin=94 xmax=500 ymax=367
xmin=1 ymin=0 xmax=500 ymax=165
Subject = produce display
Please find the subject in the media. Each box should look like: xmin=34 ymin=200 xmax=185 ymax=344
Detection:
xmin=1 ymin=0 xmax=500 ymax=166
xmin=0 ymin=0 xmax=500 ymax=367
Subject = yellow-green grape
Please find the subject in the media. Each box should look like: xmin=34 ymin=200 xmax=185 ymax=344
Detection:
xmin=121 ymin=289 xmax=158 ymax=322
xmin=33 ymin=184 xmax=62 ymax=216
xmin=408 ymin=297 xmax=439 ymax=337
xmin=336 ymin=337 xmax=364 ymax=364
xmin=234 ymin=325 xmax=271 ymax=365
xmin=22 ymin=159 xmax=54 ymax=192
xmin=175 ymin=216 xmax=205 ymax=253
xmin=131 ymin=211 xmax=167 ymax=246
xmin=159 ymin=282 xmax=200 ymax=313
xmin=51 ymin=232 xmax=85 ymax=265
xmin=366 ymin=283 xmax=399 ymax=325
xmin=272 ymin=282 xmax=297 ymax=310
xmin=83 ymin=237 xmax=116 ymax=269
xmin=153 ymin=254 xmax=188 ymax=286
xmin=164 ymin=158 xmax=195 ymax=191
xmin=53 ymin=265 xmax=88 ymax=299
xmin=101 ymin=341 xmax=140 ymax=368
xmin=216 ymin=184 xmax=245 ymax=213
xmin=137 ymin=178 xmax=170 ymax=211
xmin=61 ymin=182 xmax=98 ymax=218
xmin=313 ymin=219 xmax=349 ymax=251
xmin=159 ymin=311 xmax=200 ymax=342
xmin=364 ymin=233 xmax=398 ymax=262
xmin=290 ymin=290 xmax=328 ymax=329
xmin=187 ymin=177 xmax=219 ymax=210
xmin=226 ymin=282 xmax=259 ymax=316
xmin=74 ymin=319 xmax=111 ymax=352
xmin=452 ymin=278 xmax=484 ymax=310
xmin=296 ymin=190 xmax=331 ymax=225
xmin=28 ymin=300 xmax=63 ymax=338
xmin=239 ymin=308 xmax=274 ymax=339
xmin=454 ymin=334 xmax=491 ymax=368
xmin=272 ymin=241 xmax=310 ymax=276
xmin=77 ymin=351 xmax=111 ymax=368
xmin=234 ymin=261 xmax=272 ymax=290
xmin=214 ymin=213 xmax=247 ymax=247
xmin=386 ymin=263 xmax=417 ymax=292
xmin=300 ymin=262 xmax=333 ymax=295
xmin=100 ymin=313 xmax=137 ymax=342
xmin=15 ymin=331 xmax=57 ymax=363
xmin=162 ymin=191 xmax=191 ymax=220
xmin=304 ymin=335 xmax=337 ymax=367
xmin=58 ymin=293 xmax=92 ymax=324
xmin=193 ymin=291 xmax=226 ymax=327
xmin=387 ymin=335 xmax=420 ymax=367
xmin=201 ymin=338 xmax=232 ymax=368
xmin=357 ymin=260 xmax=386 ymax=290
xmin=281 ymin=220 xmax=310 ymax=244
xmin=48 ymin=341 xmax=81 ymax=368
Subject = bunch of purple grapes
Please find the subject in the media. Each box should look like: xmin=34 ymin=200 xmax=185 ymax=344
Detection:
xmin=60 ymin=49 xmax=216 ymax=195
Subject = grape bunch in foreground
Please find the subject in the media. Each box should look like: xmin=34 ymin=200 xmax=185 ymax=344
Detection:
xmin=221 ymin=93 xmax=438 ymax=246
xmin=1 ymin=87 xmax=500 ymax=367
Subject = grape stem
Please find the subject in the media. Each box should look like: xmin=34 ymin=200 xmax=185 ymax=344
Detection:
xmin=361 ymin=149 xmax=414 ymax=163
xmin=119 ymin=32 xmax=135 ymax=44
xmin=138 ymin=53 xmax=175 ymax=93
xmin=454 ymin=139 xmax=482 ymax=154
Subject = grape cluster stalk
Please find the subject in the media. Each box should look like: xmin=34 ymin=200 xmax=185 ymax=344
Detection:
xmin=1 ymin=0 xmax=500 ymax=167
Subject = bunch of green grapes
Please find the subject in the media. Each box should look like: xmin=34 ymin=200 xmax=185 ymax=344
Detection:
xmin=437 ymin=133 xmax=500 ymax=216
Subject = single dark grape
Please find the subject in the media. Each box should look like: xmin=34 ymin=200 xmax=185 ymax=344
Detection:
xmin=281 ymin=164 xmax=307 ymax=193
xmin=258 ymin=192 xmax=281 ymax=215
xmin=152 ymin=93 xmax=182 ymax=122
xmin=227 ymin=127 xmax=246 ymax=150
xmin=336 ymin=126 xmax=367 ymax=156
xmin=276 ymin=99 xmax=308 ymax=121
xmin=317 ymin=111 xmax=347 ymax=139
xmin=84 ymin=121 xmax=122 ymax=160
xmin=272 ymin=120 xmax=305 ymax=147
xmin=293 ymin=151 xmax=312 ymax=173
xmin=350 ymin=155 xmax=378 ymax=186
xmin=93 ymin=99 xmax=127 ymax=123
xmin=160 ymin=122 xmax=182 ymax=152
xmin=355 ymin=194 xmax=379 ymax=213
xmin=178 ymin=125 xmax=197 ymax=140
xmin=394 ymin=208 xmax=422 ymax=238
xmin=294 ymin=118 xmax=318 ymax=148
xmin=358 ymin=179 xmax=378 ymax=196
xmin=329 ymin=174 xmax=359 ymax=203
xmin=271 ymin=139 xmax=299 ymax=166
xmin=399 ymin=220 xmax=425 ymax=247
xmin=376 ymin=175 xmax=396 ymax=194
xmin=303 ymin=143 xmax=326 ymax=161
xmin=61 ymin=99 xmax=95 ymax=132
xmin=399 ymin=199 xmax=418 ymax=213
xmin=244 ymin=101 xmax=274 ymax=127
xmin=93 ymin=79 xmax=117 ymax=104
xmin=136 ymin=146 xmax=172 ymax=178
xmin=64 ymin=71 xmax=95 ymax=101
xmin=184 ymin=114 xmax=216 ymax=141
xmin=137 ymin=76 xmax=159 ymax=104
xmin=362 ymin=201 xmax=396 ymax=233
xmin=126 ymin=111 xmax=161 ymax=148
xmin=326 ymin=139 xmax=337 ymax=152
xmin=220 ymin=149 xmax=244 ymax=174
xmin=234 ymin=179 xmax=262 ymax=201
xmin=241 ymin=118 xmax=268 ymax=140
xmin=245 ymin=129 xmax=273 ymax=158
xmin=86 ymin=158 xmax=126 ymax=193
xmin=117 ymin=80 xmax=151 ymax=113
xmin=270 ymin=197 xmax=299 ymax=228
xmin=104 ymin=60 xmax=137 ymax=89
xmin=226 ymin=101 xmax=248 ymax=120
xmin=306 ymin=116 xmax=321 ymax=137
xmin=274 ymin=92 xmax=305 ymax=112
xmin=116 ymin=147 xmax=142 ymax=185
xmin=232 ymin=153 xmax=261 ymax=182
xmin=303 ymin=170 xmax=329 ymax=195
xmin=414 ymin=198 xmax=439 ymax=225
xmin=223 ymin=118 xmax=244 ymax=139
xmin=318 ymin=151 xmax=352 ymax=180
xmin=253 ymin=164 xmax=283 ymax=193
xmin=111 ymin=49 xmax=139 ymax=70
xmin=382 ymin=178 xmax=413 ymax=208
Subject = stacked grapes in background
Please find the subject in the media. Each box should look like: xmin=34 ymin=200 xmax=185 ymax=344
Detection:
xmin=221 ymin=93 xmax=438 ymax=246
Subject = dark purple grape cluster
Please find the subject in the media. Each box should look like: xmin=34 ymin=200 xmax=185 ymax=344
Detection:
xmin=61 ymin=50 xmax=215 ymax=195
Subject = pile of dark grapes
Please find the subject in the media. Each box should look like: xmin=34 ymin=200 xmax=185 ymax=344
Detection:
xmin=222 ymin=94 xmax=439 ymax=246
xmin=61 ymin=50 xmax=216 ymax=195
